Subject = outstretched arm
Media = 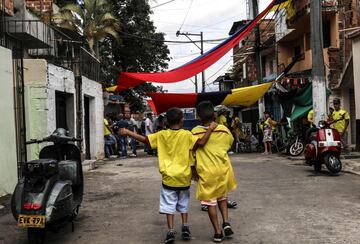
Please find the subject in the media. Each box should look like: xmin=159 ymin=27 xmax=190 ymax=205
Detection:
xmin=120 ymin=128 xmax=147 ymax=143
xmin=197 ymin=122 xmax=218 ymax=147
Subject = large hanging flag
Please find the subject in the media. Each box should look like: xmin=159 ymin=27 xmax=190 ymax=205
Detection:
xmin=147 ymin=82 xmax=272 ymax=114
xmin=116 ymin=0 xmax=288 ymax=91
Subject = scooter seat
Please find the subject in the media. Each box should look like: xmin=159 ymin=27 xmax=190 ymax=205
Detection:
xmin=58 ymin=160 xmax=80 ymax=186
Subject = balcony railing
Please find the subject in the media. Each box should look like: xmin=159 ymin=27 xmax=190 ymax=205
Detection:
xmin=5 ymin=19 xmax=53 ymax=49
xmin=80 ymin=47 xmax=101 ymax=82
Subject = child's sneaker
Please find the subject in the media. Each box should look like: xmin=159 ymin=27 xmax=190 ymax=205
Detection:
xmin=222 ymin=222 xmax=234 ymax=237
xmin=164 ymin=229 xmax=176 ymax=243
xmin=213 ymin=232 xmax=224 ymax=242
xmin=181 ymin=225 xmax=191 ymax=240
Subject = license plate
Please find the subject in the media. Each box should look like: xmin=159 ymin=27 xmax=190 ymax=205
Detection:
xmin=18 ymin=214 xmax=45 ymax=228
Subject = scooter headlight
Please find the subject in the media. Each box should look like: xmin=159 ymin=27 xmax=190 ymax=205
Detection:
xmin=318 ymin=120 xmax=326 ymax=128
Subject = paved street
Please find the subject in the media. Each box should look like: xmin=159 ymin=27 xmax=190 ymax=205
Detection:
xmin=1 ymin=153 xmax=360 ymax=244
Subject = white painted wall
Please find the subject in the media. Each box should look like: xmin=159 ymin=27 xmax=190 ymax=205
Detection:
xmin=0 ymin=47 xmax=18 ymax=196
xmin=352 ymin=38 xmax=360 ymax=120
xmin=24 ymin=59 xmax=104 ymax=160
xmin=82 ymin=76 xmax=104 ymax=159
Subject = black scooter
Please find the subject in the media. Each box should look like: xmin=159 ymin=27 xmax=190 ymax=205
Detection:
xmin=11 ymin=128 xmax=83 ymax=244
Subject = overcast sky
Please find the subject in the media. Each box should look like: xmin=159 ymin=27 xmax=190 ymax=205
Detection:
xmin=149 ymin=0 xmax=272 ymax=93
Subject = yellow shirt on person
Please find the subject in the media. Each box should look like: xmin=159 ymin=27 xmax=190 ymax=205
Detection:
xmin=217 ymin=114 xmax=228 ymax=127
xmin=191 ymin=125 xmax=237 ymax=201
xmin=264 ymin=118 xmax=277 ymax=132
xmin=104 ymin=118 xmax=111 ymax=136
xmin=147 ymin=129 xmax=199 ymax=188
xmin=307 ymin=109 xmax=314 ymax=127
xmin=232 ymin=117 xmax=246 ymax=140
xmin=332 ymin=108 xmax=350 ymax=133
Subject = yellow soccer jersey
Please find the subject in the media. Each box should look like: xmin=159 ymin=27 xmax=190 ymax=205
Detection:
xmin=191 ymin=125 xmax=237 ymax=201
xmin=147 ymin=129 xmax=199 ymax=188
xmin=332 ymin=109 xmax=350 ymax=133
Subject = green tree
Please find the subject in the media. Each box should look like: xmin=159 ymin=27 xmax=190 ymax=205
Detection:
xmin=102 ymin=0 xmax=170 ymax=112
xmin=52 ymin=0 xmax=120 ymax=57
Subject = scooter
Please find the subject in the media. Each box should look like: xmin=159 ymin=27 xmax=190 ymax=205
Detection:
xmin=304 ymin=120 xmax=342 ymax=174
xmin=11 ymin=128 xmax=83 ymax=244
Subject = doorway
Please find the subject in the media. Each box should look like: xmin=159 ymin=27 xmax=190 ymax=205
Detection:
xmin=84 ymin=96 xmax=91 ymax=159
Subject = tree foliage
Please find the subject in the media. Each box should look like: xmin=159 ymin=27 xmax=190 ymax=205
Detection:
xmin=102 ymin=0 xmax=170 ymax=112
xmin=52 ymin=0 xmax=121 ymax=57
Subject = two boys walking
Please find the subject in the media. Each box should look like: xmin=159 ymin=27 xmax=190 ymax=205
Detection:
xmin=120 ymin=101 xmax=237 ymax=243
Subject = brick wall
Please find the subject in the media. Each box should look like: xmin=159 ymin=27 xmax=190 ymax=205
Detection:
xmin=0 ymin=0 xmax=14 ymax=16
xmin=25 ymin=0 xmax=53 ymax=18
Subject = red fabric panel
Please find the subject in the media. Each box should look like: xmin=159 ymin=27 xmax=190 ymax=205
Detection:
xmin=146 ymin=99 xmax=158 ymax=115
xmin=116 ymin=0 xmax=277 ymax=91
xmin=147 ymin=93 xmax=198 ymax=114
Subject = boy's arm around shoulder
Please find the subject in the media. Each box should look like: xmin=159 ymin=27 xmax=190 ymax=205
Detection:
xmin=120 ymin=128 xmax=147 ymax=143
xmin=196 ymin=122 xmax=217 ymax=147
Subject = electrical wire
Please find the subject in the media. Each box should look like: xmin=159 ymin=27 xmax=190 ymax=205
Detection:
xmin=151 ymin=0 xmax=177 ymax=9
xmin=178 ymin=0 xmax=194 ymax=32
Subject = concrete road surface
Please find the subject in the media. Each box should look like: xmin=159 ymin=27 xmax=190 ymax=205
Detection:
xmin=1 ymin=153 xmax=360 ymax=244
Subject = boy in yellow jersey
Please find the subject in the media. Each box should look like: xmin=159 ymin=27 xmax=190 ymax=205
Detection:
xmin=191 ymin=101 xmax=237 ymax=242
xmin=120 ymin=107 xmax=217 ymax=243
xmin=332 ymin=98 xmax=350 ymax=152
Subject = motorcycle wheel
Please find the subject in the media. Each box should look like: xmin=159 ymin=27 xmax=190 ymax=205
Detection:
xmin=324 ymin=153 xmax=342 ymax=175
xmin=314 ymin=162 xmax=322 ymax=172
xmin=28 ymin=228 xmax=46 ymax=244
xmin=289 ymin=141 xmax=304 ymax=157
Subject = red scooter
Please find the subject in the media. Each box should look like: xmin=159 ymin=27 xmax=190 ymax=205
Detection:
xmin=304 ymin=120 xmax=342 ymax=174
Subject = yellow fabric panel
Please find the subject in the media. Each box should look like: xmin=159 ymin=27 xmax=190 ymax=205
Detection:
xmin=270 ymin=0 xmax=290 ymax=11
xmin=147 ymin=129 xmax=199 ymax=188
xmin=106 ymin=85 xmax=117 ymax=92
xmin=222 ymin=82 xmax=273 ymax=107
xmin=332 ymin=109 xmax=350 ymax=133
xmin=191 ymin=125 xmax=237 ymax=201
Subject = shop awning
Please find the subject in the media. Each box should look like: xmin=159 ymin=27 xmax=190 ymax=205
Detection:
xmin=147 ymin=82 xmax=272 ymax=114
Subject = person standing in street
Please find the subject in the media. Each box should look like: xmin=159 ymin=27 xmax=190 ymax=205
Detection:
xmin=104 ymin=115 xmax=115 ymax=159
xmin=263 ymin=111 xmax=276 ymax=154
xmin=191 ymin=101 xmax=237 ymax=242
xmin=332 ymin=98 xmax=350 ymax=153
xmin=120 ymin=107 xmax=217 ymax=243
xmin=128 ymin=114 xmax=138 ymax=157
xmin=145 ymin=112 xmax=154 ymax=155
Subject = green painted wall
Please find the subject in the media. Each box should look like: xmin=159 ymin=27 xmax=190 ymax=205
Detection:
xmin=0 ymin=47 xmax=18 ymax=196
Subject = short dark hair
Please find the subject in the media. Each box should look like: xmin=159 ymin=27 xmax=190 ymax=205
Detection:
xmin=166 ymin=108 xmax=183 ymax=126
xmin=196 ymin=101 xmax=214 ymax=122
xmin=333 ymin=98 xmax=340 ymax=104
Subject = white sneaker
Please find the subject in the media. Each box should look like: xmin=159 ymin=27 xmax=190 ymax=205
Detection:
xmin=228 ymin=151 xmax=234 ymax=155
xmin=129 ymin=153 xmax=137 ymax=157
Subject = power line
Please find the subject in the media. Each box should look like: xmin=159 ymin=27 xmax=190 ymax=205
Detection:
xmin=178 ymin=0 xmax=194 ymax=32
xmin=120 ymin=31 xmax=226 ymax=43
xmin=151 ymin=0 xmax=177 ymax=9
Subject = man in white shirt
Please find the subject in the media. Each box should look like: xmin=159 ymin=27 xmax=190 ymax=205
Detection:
xmin=145 ymin=113 xmax=154 ymax=136
xmin=145 ymin=113 xmax=154 ymax=155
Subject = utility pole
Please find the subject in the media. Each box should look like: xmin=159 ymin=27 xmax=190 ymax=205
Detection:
xmin=252 ymin=0 xmax=265 ymax=117
xmin=310 ymin=0 xmax=327 ymax=125
xmin=176 ymin=31 xmax=205 ymax=93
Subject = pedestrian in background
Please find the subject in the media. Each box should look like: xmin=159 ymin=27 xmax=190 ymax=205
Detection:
xmin=104 ymin=115 xmax=115 ymax=159
xmin=128 ymin=114 xmax=138 ymax=157
xmin=120 ymin=107 xmax=217 ymax=243
xmin=263 ymin=111 xmax=276 ymax=154
xmin=144 ymin=112 xmax=154 ymax=155
xmin=332 ymin=98 xmax=350 ymax=153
